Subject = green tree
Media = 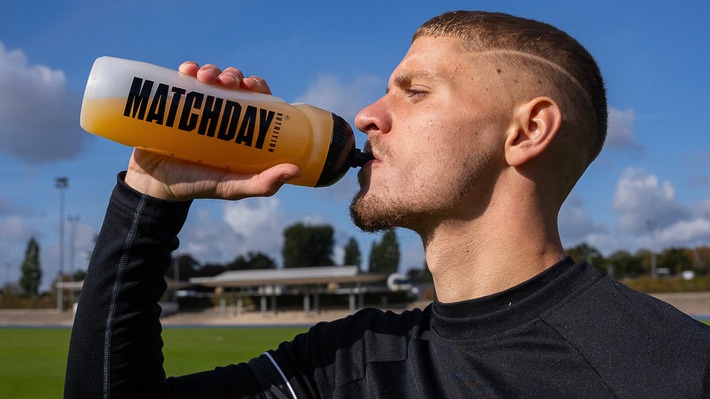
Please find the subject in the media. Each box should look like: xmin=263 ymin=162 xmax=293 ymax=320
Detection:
xmin=197 ymin=263 xmax=227 ymax=277
xmin=20 ymin=237 xmax=42 ymax=297
xmin=406 ymin=265 xmax=433 ymax=284
xmin=635 ymin=248 xmax=653 ymax=276
xmin=72 ymin=269 xmax=87 ymax=282
xmin=282 ymin=223 xmax=335 ymax=268
xmin=227 ymin=252 xmax=277 ymax=270
xmin=687 ymin=246 xmax=710 ymax=275
xmin=566 ymin=242 xmax=605 ymax=272
xmin=369 ymin=229 xmax=400 ymax=274
xmin=657 ymin=247 xmax=691 ymax=275
xmin=165 ymin=253 xmax=200 ymax=281
xmin=343 ymin=237 xmax=361 ymax=267
xmin=607 ymin=250 xmax=644 ymax=278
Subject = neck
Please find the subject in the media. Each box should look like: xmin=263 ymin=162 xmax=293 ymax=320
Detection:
xmin=420 ymin=189 xmax=566 ymax=303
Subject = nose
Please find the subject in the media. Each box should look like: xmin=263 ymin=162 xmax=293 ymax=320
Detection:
xmin=354 ymin=96 xmax=391 ymax=136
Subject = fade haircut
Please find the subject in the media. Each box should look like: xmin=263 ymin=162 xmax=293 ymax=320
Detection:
xmin=414 ymin=11 xmax=608 ymax=163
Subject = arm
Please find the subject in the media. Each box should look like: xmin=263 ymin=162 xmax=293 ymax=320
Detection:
xmin=64 ymin=63 xmax=300 ymax=398
xmin=64 ymin=173 xmax=190 ymax=398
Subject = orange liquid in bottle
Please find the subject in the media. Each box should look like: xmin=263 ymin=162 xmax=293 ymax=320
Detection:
xmin=80 ymin=57 xmax=361 ymax=187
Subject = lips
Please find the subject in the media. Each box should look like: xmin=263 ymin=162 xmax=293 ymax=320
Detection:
xmin=363 ymin=141 xmax=379 ymax=163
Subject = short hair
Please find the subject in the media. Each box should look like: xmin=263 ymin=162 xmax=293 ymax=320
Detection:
xmin=414 ymin=11 xmax=607 ymax=163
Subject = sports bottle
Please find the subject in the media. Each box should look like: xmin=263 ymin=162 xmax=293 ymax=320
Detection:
xmin=80 ymin=56 xmax=372 ymax=187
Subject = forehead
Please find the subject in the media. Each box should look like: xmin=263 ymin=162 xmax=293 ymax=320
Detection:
xmin=389 ymin=36 xmax=488 ymax=88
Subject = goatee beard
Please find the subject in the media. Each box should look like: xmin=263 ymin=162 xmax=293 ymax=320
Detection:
xmin=349 ymin=192 xmax=405 ymax=233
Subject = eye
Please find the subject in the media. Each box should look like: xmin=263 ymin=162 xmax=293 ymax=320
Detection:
xmin=404 ymin=88 xmax=427 ymax=98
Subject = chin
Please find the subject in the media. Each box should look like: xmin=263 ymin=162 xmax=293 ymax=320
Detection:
xmin=349 ymin=193 xmax=379 ymax=232
xmin=349 ymin=192 xmax=409 ymax=233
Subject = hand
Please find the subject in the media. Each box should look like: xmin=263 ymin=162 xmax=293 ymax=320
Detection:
xmin=177 ymin=62 xmax=273 ymax=94
xmin=124 ymin=63 xmax=300 ymax=201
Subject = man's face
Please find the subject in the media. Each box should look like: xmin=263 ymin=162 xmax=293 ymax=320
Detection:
xmin=350 ymin=36 xmax=512 ymax=233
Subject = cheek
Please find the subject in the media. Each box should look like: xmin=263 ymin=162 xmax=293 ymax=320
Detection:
xmin=382 ymin=112 xmax=477 ymax=184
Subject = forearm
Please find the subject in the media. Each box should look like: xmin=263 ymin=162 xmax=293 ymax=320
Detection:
xmin=65 ymin=172 xmax=191 ymax=398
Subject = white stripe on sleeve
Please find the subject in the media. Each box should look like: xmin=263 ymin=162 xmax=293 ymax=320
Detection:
xmin=264 ymin=351 xmax=298 ymax=399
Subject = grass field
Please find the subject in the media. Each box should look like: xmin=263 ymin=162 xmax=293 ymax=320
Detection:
xmin=0 ymin=326 xmax=307 ymax=399
xmin=2 ymin=321 xmax=710 ymax=398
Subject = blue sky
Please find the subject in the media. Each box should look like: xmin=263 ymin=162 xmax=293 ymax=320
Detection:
xmin=1 ymin=1 xmax=709 ymax=290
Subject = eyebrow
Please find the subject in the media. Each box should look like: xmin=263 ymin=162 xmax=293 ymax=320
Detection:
xmin=386 ymin=70 xmax=439 ymax=94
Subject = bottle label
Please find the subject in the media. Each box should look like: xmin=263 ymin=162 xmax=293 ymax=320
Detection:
xmin=122 ymin=77 xmax=282 ymax=152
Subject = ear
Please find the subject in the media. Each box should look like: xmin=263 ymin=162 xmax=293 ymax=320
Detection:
xmin=504 ymin=97 xmax=562 ymax=167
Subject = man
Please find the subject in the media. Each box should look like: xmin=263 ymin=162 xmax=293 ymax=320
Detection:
xmin=65 ymin=10 xmax=710 ymax=398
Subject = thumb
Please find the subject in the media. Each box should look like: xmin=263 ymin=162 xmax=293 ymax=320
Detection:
xmin=219 ymin=164 xmax=301 ymax=199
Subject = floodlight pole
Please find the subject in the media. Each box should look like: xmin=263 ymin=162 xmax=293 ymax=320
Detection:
xmin=647 ymin=220 xmax=657 ymax=279
xmin=68 ymin=215 xmax=80 ymax=283
xmin=56 ymin=177 xmax=68 ymax=311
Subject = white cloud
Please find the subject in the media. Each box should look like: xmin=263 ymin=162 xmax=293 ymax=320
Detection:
xmin=300 ymin=214 xmax=329 ymax=226
xmin=295 ymin=74 xmax=383 ymax=123
xmin=584 ymin=232 xmax=634 ymax=256
xmin=608 ymin=167 xmax=710 ymax=251
xmin=223 ymin=197 xmax=284 ymax=253
xmin=656 ymin=218 xmax=710 ymax=245
xmin=0 ymin=215 xmax=30 ymax=240
xmin=559 ymin=194 xmax=604 ymax=243
xmin=558 ymin=195 xmax=637 ymax=256
xmin=558 ymin=169 xmax=710 ymax=256
xmin=697 ymin=198 xmax=710 ymax=216
xmin=294 ymin=74 xmax=381 ymax=199
xmin=606 ymin=107 xmax=642 ymax=153
xmin=612 ymin=168 xmax=689 ymax=234
xmin=178 ymin=207 xmax=248 ymax=264
xmin=0 ymin=41 xmax=87 ymax=164
xmin=178 ymin=198 xmax=290 ymax=265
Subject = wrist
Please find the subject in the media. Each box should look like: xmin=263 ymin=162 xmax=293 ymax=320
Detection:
xmin=124 ymin=168 xmax=173 ymax=200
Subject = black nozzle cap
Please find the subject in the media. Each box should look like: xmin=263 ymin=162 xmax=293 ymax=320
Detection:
xmin=315 ymin=114 xmax=375 ymax=187
xmin=316 ymin=113 xmax=374 ymax=187
xmin=315 ymin=114 xmax=357 ymax=187
xmin=350 ymin=148 xmax=374 ymax=167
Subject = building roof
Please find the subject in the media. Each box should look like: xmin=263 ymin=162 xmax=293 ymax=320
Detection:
xmin=189 ymin=266 xmax=386 ymax=288
xmin=57 ymin=278 xmax=187 ymax=291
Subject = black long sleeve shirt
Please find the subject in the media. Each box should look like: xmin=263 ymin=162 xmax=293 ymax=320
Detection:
xmin=65 ymin=175 xmax=710 ymax=398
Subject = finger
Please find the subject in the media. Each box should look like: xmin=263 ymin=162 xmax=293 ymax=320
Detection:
xmin=218 ymin=67 xmax=246 ymax=89
xmin=251 ymin=164 xmax=301 ymax=197
xmin=218 ymin=164 xmax=300 ymax=199
xmin=195 ymin=64 xmax=222 ymax=84
xmin=178 ymin=61 xmax=200 ymax=77
xmin=241 ymin=75 xmax=272 ymax=94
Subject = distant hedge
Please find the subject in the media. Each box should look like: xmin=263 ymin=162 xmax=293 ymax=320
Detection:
xmin=621 ymin=276 xmax=710 ymax=293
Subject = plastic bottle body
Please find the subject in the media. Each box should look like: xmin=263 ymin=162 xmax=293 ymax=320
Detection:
xmin=80 ymin=57 xmax=356 ymax=187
